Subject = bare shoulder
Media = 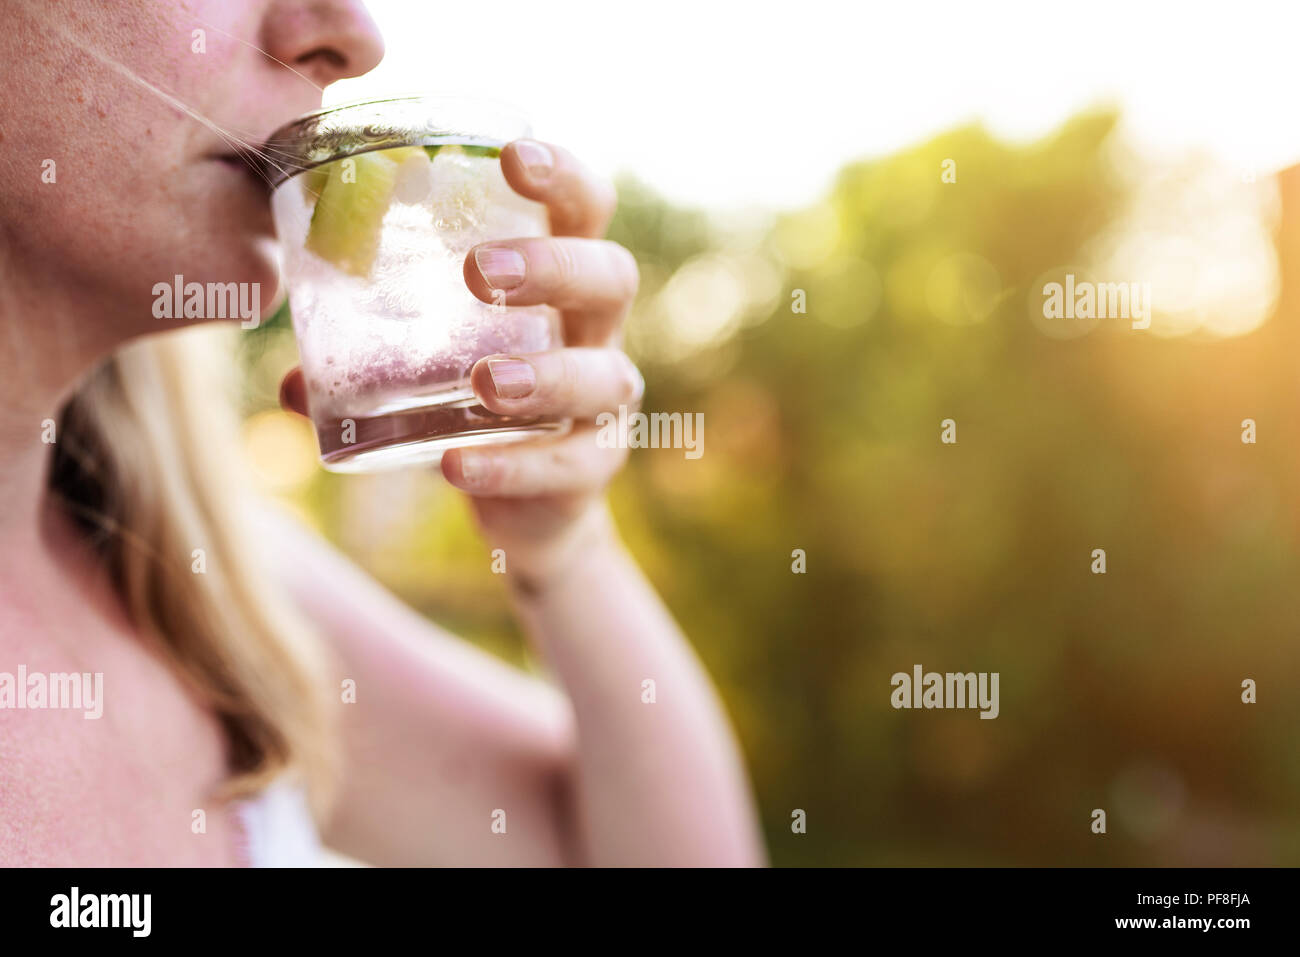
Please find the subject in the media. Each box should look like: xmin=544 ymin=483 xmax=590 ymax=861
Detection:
xmin=0 ymin=515 xmax=243 ymax=866
xmin=0 ymin=631 xmax=241 ymax=866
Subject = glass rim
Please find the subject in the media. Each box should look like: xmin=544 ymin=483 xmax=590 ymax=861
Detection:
xmin=257 ymin=93 xmax=531 ymax=188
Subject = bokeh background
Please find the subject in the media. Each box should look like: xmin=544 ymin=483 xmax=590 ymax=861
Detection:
xmin=236 ymin=109 xmax=1300 ymax=866
xmin=237 ymin=2 xmax=1300 ymax=865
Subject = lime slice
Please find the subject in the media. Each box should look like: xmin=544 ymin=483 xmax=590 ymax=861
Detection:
xmin=300 ymin=164 xmax=330 ymax=202
xmin=305 ymin=150 xmax=404 ymax=277
xmin=424 ymin=143 xmax=502 ymax=161
xmin=382 ymin=145 xmax=431 ymax=165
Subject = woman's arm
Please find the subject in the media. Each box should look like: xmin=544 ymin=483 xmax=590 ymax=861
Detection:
xmin=265 ymin=501 xmax=764 ymax=867
xmin=264 ymin=503 xmax=577 ymax=866
xmin=503 ymin=502 xmax=767 ymax=866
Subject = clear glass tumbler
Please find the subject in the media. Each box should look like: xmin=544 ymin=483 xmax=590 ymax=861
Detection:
xmin=263 ymin=95 xmax=568 ymax=472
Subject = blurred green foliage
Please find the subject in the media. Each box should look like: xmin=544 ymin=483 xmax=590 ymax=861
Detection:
xmin=243 ymin=109 xmax=1300 ymax=865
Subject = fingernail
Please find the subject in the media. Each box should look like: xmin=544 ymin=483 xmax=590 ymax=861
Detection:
xmin=487 ymin=358 xmax=536 ymax=399
xmin=513 ymin=140 xmax=554 ymax=181
xmin=474 ymin=246 xmax=527 ymax=291
xmin=458 ymin=454 xmax=490 ymax=487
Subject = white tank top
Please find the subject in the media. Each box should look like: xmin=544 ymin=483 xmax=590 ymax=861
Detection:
xmin=232 ymin=778 xmax=322 ymax=867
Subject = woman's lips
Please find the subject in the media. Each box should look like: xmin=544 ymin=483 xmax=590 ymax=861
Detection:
xmin=213 ymin=153 xmax=270 ymax=190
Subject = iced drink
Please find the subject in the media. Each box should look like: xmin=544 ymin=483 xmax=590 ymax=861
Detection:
xmin=263 ymin=97 xmax=568 ymax=471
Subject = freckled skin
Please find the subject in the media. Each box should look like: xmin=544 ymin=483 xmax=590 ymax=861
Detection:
xmin=0 ymin=508 xmax=246 ymax=866
xmin=0 ymin=1 xmax=379 ymax=362
xmin=2 ymin=2 xmax=278 ymax=362
xmin=0 ymin=0 xmax=383 ymax=866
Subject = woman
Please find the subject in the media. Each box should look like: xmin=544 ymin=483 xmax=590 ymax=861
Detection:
xmin=0 ymin=0 xmax=764 ymax=866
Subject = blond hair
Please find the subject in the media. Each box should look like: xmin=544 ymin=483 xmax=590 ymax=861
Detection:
xmin=48 ymin=324 xmax=337 ymax=821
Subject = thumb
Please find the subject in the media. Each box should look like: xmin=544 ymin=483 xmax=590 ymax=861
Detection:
xmin=278 ymin=367 xmax=309 ymax=417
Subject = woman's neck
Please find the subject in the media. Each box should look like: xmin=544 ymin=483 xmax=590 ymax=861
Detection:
xmin=0 ymin=291 xmax=110 ymax=556
xmin=0 ymin=391 xmax=59 ymax=552
xmin=2 ymin=220 xmax=137 ymax=531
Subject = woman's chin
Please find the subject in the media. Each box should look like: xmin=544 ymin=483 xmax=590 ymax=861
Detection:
xmin=215 ymin=236 xmax=284 ymax=326
xmin=136 ymin=240 xmax=284 ymax=334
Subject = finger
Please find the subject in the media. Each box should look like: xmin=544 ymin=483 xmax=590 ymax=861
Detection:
xmin=465 ymin=237 xmax=639 ymax=312
xmin=499 ymin=139 xmax=617 ymax=239
xmin=464 ymin=237 xmax=638 ymax=344
xmin=469 ymin=347 xmax=644 ymax=419
xmin=441 ymin=426 xmax=628 ymax=497
xmin=279 ymin=367 xmax=308 ymax=417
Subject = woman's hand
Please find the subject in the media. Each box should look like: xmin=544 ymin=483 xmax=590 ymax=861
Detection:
xmin=280 ymin=139 xmax=642 ymax=591
xmin=445 ymin=139 xmax=643 ymax=587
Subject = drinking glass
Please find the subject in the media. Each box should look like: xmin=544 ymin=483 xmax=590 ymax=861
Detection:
xmin=263 ymin=95 xmax=568 ymax=472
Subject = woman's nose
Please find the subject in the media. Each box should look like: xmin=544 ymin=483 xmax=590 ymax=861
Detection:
xmin=260 ymin=0 xmax=386 ymax=89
